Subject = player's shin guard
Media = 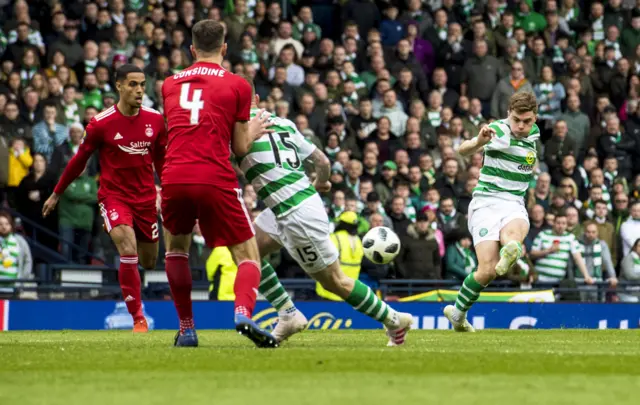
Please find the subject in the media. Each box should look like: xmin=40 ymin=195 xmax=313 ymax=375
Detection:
xmin=234 ymin=260 xmax=261 ymax=317
xmin=454 ymin=273 xmax=486 ymax=314
xmin=259 ymin=260 xmax=294 ymax=312
xmin=165 ymin=252 xmax=194 ymax=333
xmin=119 ymin=255 xmax=143 ymax=321
xmin=346 ymin=280 xmax=400 ymax=328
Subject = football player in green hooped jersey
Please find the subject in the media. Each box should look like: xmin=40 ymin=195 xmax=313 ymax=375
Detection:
xmin=443 ymin=91 xmax=545 ymax=332
xmin=238 ymin=75 xmax=414 ymax=346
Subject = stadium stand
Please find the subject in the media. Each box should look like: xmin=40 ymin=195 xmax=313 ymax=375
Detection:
xmin=1 ymin=0 xmax=640 ymax=303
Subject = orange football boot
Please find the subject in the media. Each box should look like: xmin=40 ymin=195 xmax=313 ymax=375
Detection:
xmin=133 ymin=318 xmax=149 ymax=333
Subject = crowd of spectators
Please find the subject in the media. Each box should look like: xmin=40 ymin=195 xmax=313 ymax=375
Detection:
xmin=2 ymin=0 xmax=640 ymax=301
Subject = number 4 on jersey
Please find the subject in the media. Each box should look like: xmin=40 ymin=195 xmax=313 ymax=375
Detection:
xmin=180 ymin=83 xmax=204 ymax=125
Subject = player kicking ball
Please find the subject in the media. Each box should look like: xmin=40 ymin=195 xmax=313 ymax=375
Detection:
xmin=236 ymin=77 xmax=413 ymax=346
xmin=442 ymin=92 xmax=568 ymax=331
xmin=160 ymin=20 xmax=277 ymax=348
xmin=43 ymin=65 xmax=167 ymax=333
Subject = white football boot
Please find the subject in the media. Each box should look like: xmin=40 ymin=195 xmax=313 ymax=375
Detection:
xmin=272 ymin=310 xmax=308 ymax=343
xmin=495 ymin=240 xmax=522 ymax=276
xmin=385 ymin=312 xmax=413 ymax=346
xmin=443 ymin=305 xmax=476 ymax=332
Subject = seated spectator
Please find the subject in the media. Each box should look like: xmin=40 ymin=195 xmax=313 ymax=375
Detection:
xmin=0 ymin=211 xmax=33 ymax=295
xmin=396 ymin=211 xmax=441 ymax=280
xmin=445 ymin=232 xmax=476 ymax=281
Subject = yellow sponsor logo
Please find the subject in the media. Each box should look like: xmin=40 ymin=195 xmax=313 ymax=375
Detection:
xmin=252 ymin=308 xmax=352 ymax=330
xmin=525 ymin=151 xmax=536 ymax=165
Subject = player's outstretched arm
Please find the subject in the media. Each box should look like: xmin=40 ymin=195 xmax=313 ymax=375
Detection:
xmin=231 ymin=109 xmax=272 ymax=156
xmin=458 ymin=125 xmax=495 ymax=156
xmin=43 ymin=124 xmax=101 ymax=217
xmin=308 ymin=148 xmax=331 ymax=193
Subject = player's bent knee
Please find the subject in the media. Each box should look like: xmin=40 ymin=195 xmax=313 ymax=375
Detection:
xmin=477 ymin=262 xmax=498 ymax=280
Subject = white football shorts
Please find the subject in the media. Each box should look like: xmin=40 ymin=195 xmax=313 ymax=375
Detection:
xmin=254 ymin=193 xmax=339 ymax=273
xmin=467 ymin=196 xmax=529 ymax=246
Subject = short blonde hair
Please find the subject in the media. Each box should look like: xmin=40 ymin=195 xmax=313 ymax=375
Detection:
xmin=509 ymin=91 xmax=538 ymax=115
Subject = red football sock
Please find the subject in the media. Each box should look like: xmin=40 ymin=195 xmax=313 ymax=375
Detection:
xmin=165 ymin=252 xmax=194 ymax=333
xmin=234 ymin=260 xmax=261 ymax=317
xmin=119 ymin=255 xmax=143 ymax=321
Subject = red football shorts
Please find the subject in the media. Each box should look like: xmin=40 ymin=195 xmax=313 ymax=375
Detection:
xmin=99 ymin=197 xmax=159 ymax=243
xmin=161 ymin=184 xmax=255 ymax=248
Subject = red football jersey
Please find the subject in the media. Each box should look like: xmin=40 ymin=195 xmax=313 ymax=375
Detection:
xmin=54 ymin=105 xmax=167 ymax=205
xmin=161 ymin=61 xmax=251 ymax=187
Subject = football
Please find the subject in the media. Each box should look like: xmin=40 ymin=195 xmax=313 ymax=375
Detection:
xmin=362 ymin=226 xmax=401 ymax=264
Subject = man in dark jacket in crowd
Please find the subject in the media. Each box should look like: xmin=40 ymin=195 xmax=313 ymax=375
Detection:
xmin=597 ymin=115 xmax=635 ymax=180
xmin=387 ymin=195 xmax=412 ymax=238
xmin=395 ymin=211 xmax=441 ymax=280
xmin=437 ymin=196 xmax=468 ymax=244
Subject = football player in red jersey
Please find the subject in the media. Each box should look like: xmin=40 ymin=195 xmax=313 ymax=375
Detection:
xmin=161 ymin=20 xmax=275 ymax=348
xmin=43 ymin=65 xmax=167 ymax=333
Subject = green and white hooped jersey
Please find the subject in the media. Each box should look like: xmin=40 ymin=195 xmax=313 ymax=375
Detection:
xmin=473 ymin=119 xmax=540 ymax=203
xmin=239 ymin=109 xmax=317 ymax=217
xmin=532 ymin=230 xmax=582 ymax=282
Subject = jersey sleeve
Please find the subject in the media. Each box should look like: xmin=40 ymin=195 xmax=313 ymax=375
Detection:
xmin=290 ymin=122 xmax=316 ymax=160
xmin=569 ymin=236 xmax=582 ymax=255
xmin=54 ymin=118 xmax=103 ymax=195
xmin=235 ymin=77 xmax=252 ymax=122
xmin=483 ymin=121 xmax=510 ymax=150
xmin=153 ymin=118 xmax=167 ymax=183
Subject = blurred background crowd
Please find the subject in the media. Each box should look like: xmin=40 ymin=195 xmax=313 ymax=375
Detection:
xmin=2 ymin=0 xmax=640 ymax=302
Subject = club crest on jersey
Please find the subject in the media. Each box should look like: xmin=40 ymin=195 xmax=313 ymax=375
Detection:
xmin=109 ymin=209 xmax=119 ymax=221
xmin=145 ymin=124 xmax=154 ymax=137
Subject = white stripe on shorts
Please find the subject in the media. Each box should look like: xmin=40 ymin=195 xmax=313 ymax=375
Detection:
xmin=99 ymin=203 xmax=112 ymax=232
xmin=234 ymin=188 xmax=255 ymax=235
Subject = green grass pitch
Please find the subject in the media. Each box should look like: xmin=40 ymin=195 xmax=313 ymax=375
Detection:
xmin=1 ymin=330 xmax=638 ymax=405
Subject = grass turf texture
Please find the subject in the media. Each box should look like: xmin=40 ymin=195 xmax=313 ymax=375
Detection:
xmin=1 ymin=330 xmax=638 ymax=405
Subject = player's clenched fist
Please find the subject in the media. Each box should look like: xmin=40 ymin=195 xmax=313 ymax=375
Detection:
xmin=476 ymin=125 xmax=496 ymax=146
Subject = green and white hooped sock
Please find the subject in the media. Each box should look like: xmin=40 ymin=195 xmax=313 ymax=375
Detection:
xmin=346 ymin=280 xmax=399 ymax=328
xmin=258 ymin=260 xmax=295 ymax=313
xmin=454 ymin=273 xmax=486 ymax=314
